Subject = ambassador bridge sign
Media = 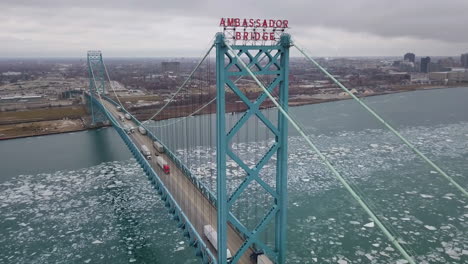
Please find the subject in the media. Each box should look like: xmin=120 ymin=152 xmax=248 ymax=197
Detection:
xmin=220 ymin=18 xmax=289 ymax=45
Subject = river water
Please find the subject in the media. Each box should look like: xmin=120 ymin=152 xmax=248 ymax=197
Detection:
xmin=1 ymin=87 xmax=467 ymax=263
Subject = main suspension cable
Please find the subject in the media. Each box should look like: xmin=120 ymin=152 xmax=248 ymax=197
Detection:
xmin=293 ymin=40 xmax=468 ymax=198
xmin=102 ymin=58 xmax=126 ymax=110
xmin=88 ymin=63 xmax=125 ymax=130
xmin=144 ymin=52 xmax=272 ymax=129
xmin=142 ymin=42 xmax=215 ymax=124
xmin=224 ymin=40 xmax=416 ymax=264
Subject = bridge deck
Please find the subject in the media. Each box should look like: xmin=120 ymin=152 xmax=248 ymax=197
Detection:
xmin=102 ymin=100 xmax=255 ymax=264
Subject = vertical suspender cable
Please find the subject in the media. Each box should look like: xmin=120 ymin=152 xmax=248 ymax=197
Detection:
xmin=142 ymin=44 xmax=214 ymax=124
xmin=294 ymin=42 xmax=468 ymax=198
xmin=224 ymin=41 xmax=416 ymax=264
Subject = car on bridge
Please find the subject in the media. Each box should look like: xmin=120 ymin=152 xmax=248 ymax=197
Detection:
xmin=123 ymin=124 xmax=134 ymax=134
xmin=138 ymin=126 xmax=147 ymax=135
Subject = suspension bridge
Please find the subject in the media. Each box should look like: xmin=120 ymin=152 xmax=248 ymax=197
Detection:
xmin=85 ymin=32 xmax=467 ymax=264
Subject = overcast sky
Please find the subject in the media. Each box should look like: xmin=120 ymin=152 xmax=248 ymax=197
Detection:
xmin=1 ymin=0 xmax=467 ymax=57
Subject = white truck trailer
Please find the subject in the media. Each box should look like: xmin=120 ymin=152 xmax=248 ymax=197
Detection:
xmin=140 ymin=145 xmax=151 ymax=160
xmin=124 ymin=113 xmax=132 ymax=120
xmin=203 ymin=225 xmax=232 ymax=260
xmin=153 ymin=141 xmax=164 ymax=153
xmin=116 ymin=106 xmax=122 ymax=112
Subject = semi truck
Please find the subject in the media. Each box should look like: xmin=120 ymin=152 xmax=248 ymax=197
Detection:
xmin=156 ymin=156 xmax=170 ymax=174
xmin=153 ymin=141 xmax=164 ymax=153
xmin=124 ymin=113 xmax=132 ymax=120
xmin=140 ymin=145 xmax=151 ymax=160
xmin=203 ymin=225 xmax=232 ymax=260
xmin=138 ymin=126 xmax=147 ymax=135
xmin=119 ymin=115 xmax=125 ymax=122
xmin=116 ymin=106 xmax=122 ymax=112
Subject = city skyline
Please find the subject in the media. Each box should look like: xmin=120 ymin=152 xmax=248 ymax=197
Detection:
xmin=1 ymin=0 xmax=468 ymax=57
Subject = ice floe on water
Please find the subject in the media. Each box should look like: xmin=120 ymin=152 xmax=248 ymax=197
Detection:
xmin=175 ymin=121 xmax=468 ymax=263
xmin=0 ymin=160 xmax=198 ymax=264
xmin=1 ymin=119 xmax=468 ymax=263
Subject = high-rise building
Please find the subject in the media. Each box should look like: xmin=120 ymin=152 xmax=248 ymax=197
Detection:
xmin=404 ymin=52 xmax=416 ymax=63
xmin=420 ymin=57 xmax=431 ymax=73
xmin=461 ymin=53 xmax=468 ymax=68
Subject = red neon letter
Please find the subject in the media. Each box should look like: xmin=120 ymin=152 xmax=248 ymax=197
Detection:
xmin=242 ymin=19 xmax=248 ymax=27
xmin=269 ymin=19 xmax=275 ymax=27
xmin=235 ymin=32 xmax=242 ymax=40
xmin=254 ymin=32 xmax=261 ymax=40
xmin=219 ymin=18 xmax=226 ymax=27
xmin=283 ymin=20 xmax=289 ymax=28
xmin=249 ymin=19 xmax=254 ymax=27
xmin=243 ymin=32 xmax=249 ymax=40
xmin=234 ymin=18 xmax=240 ymax=27
xmin=269 ymin=32 xmax=275 ymax=40
xmin=227 ymin=18 xmax=234 ymax=27
xmin=276 ymin=20 xmax=282 ymax=28
xmin=255 ymin=19 xmax=261 ymax=27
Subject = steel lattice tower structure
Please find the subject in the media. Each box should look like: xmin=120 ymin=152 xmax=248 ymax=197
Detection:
xmin=87 ymin=50 xmax=107 ymax=124
xmin=215 ymin=33 xmax=291 ymax=263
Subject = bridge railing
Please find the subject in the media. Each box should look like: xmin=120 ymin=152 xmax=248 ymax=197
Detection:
xmin=101 ymin=96 xmax=264 ymax=259
xmin=102 ymin=96 xmax=218 ymax=205
xmin=90 ymin=94 xmax=217 ymax=263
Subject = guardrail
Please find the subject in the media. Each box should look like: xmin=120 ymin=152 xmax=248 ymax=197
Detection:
xmin=88 ymin=94 xmax=217 ymax=264
xmin=102 ymin=96 xmax=219 ymax=205
xmin=100 ymin=96 xmax=256 ymax=260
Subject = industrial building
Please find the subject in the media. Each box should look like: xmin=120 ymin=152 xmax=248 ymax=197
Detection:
xmin=428 ymin=71 xmax=468 ymax=83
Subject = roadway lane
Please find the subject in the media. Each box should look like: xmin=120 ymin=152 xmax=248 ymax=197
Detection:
xmin=102 ymin=100 xmax=255 ymax=264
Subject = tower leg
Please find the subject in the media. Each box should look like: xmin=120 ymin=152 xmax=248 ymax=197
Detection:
xmin=215 ymin=33 xmax=228 ymax=263
xmin=276 ymin=34 xmax=291 ymax=264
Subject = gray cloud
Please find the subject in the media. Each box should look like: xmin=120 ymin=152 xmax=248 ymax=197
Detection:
xmin=0 ymin=0 xmax=467 ymax=56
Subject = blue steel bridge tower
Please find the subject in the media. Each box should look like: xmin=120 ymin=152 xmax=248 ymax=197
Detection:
xmin=215 ymin=33 xmax=291 ymax=263
xmin=87 ymin=50 xmax=108 ymax=124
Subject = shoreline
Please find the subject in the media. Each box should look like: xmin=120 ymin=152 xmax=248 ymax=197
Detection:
xmin=287 ymin=84 xmax=466 ymax=107
xmin=0 ymin=118 xmax=110 ymax=141
xmin=1 ymin=85 xmax=467 ymax=140
xmin=133 ymin=85 xmax=468 ymax=121
xmin=0 ymin=125 xmax=108 ymax=141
